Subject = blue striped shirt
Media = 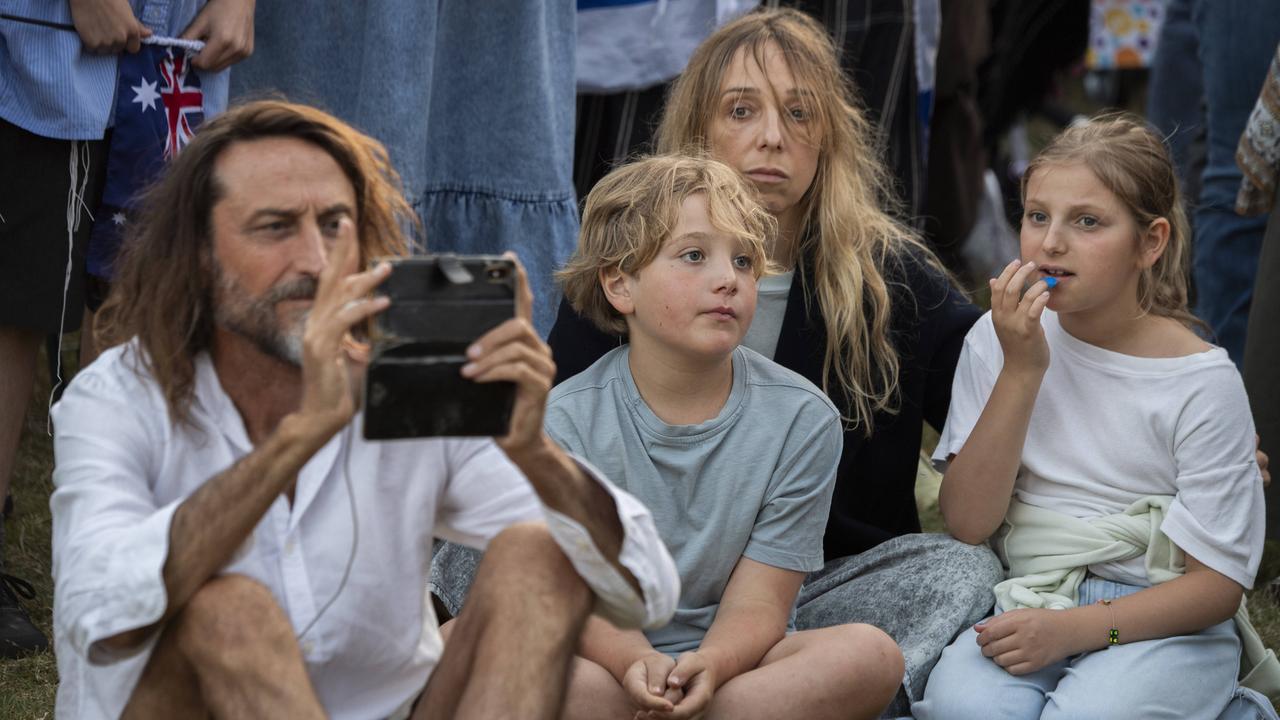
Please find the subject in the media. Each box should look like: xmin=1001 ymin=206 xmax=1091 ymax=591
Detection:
xmin=0 ymin=0 xmax=227 ymax=140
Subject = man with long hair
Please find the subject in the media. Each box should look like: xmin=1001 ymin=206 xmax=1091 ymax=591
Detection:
xmin=47 ymin=100 xmax=678 ymax=719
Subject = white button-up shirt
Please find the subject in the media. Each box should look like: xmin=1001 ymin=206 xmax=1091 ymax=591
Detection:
xmin=50 ymin=342 xmax=679 ymax=719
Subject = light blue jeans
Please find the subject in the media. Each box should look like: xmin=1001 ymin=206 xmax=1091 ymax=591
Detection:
xmin=912 ymin=577 xmax=1278 ymax=720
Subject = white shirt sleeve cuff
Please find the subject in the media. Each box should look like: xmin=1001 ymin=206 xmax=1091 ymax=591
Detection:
xmin=55 ymin=499 xmax=181 ymax=665
xmin=541 ymin=455 xmax=679 ymax=630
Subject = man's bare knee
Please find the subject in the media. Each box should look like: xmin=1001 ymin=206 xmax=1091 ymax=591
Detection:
xmin=175 ymin=574 xmax=294 ymax=661
xmin=484 ymin=522 xmax=570 ymax=571
xmin=477 ymin=522 xmax=589 ymax=609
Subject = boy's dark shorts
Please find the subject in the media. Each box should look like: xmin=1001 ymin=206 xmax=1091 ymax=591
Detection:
xmin=0 ymin=117 xmax=108 ymax=334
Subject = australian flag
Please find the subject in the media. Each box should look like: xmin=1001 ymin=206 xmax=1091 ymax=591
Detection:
xmin=88 ymin=40 xmax=205 ymax=281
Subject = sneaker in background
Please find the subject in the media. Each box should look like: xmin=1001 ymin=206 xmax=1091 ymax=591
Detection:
xmin=0 ymin=511 xmax=50 ymax=658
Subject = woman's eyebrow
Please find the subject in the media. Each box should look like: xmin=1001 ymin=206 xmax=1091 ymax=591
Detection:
xmin=1024 ymin=198 xmax=1110 ymax=215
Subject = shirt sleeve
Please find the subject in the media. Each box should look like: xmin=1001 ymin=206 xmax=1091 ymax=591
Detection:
xmin=50 ymin=366 xmax=178 ymax=664
xmin=743 ymin=408 xmax=842 ymax=574
xmin=932 ymin=312 xmax=1001 ymax=470
xmin=1160 ymin=365 xmax=1266 ymax=589
xmin=435 ymin=439 xmax=679 ymax=630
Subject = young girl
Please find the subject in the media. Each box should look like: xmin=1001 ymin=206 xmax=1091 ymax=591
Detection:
xmin=914 ymin=115 xmax=1276 ymax=719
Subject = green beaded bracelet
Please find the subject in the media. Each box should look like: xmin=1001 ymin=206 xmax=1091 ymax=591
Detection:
xmin=1098 ymin=599 xmax=1119 ymax=646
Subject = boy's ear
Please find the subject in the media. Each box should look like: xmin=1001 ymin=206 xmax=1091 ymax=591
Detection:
xmin=599 ymin=266 xmax=635 ymax=316
xmin=1138 ymin=217 xmax=1171 ymax=270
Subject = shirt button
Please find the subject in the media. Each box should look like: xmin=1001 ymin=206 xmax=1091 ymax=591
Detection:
xmin=285 ymin=540 xmax=297 ymax=555
xmin=302 ymin=640 xmax=316 ymax=655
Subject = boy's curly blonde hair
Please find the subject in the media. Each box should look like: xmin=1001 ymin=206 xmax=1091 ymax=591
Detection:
xmin=558 ymin=153 xmax=777 ymax=335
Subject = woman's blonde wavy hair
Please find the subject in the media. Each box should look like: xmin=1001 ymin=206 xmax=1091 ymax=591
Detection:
xmin=558 ymin=153 xmax=777 ymax=335
xmin=655 ymin=7 xmax=948 ymax=433
xmin=1022 ymin=113 xmax=1203 ymax=331
xmin=97 ymin=99 xmax=416 ymax=425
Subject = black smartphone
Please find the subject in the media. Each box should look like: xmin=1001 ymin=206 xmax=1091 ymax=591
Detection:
xmin=362 ymin=254 xmax=517 ymax=440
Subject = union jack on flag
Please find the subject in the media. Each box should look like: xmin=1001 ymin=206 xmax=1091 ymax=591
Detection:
xmin=158 ymin=48 xmax=204 ymax=157
xmin=88 ymin=40 xmax=207 ymax=280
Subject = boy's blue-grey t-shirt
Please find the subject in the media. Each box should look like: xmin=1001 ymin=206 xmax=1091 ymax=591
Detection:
xmin=544 ymin=345 xmax=842 ymax=653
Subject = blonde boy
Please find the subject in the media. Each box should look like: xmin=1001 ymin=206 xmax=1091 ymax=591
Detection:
xmin=551 ymin=155 xmax=904 ymax=720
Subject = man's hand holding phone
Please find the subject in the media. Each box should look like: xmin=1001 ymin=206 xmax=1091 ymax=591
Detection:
xmin=297 ymin=235 xmax=390 ymax=446
xmin=459 ymin=253 xmax=557 ymax=456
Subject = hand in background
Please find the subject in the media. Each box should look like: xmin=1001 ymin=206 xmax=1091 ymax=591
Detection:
xmin=180 ymin=0 xmax=255 ymax=71
xmin=70 ymin=0 xmax=151 ymax=54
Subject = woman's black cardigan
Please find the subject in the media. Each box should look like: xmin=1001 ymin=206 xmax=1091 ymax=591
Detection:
xmin=546 ymin=249 xmax=980 ymax=562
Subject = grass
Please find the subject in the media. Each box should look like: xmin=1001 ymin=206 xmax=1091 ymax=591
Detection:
xmin=1 ymin=341 xmax=63 ymax=719
xmin=4 ymin=342 xmax=1280 ymax=717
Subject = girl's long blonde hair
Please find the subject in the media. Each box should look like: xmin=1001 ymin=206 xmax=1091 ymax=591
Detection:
xmin=1022 ymin=113 xmax=1202 ymax=331
xmin=655 ymin=7 xmax=948 ymax=433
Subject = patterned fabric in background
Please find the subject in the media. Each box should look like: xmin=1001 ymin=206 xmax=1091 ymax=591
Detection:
xmin=1086 ymin=0 xmax=1166 ymax=70
xmin=1237 ymin=44 xmax=1280 ymax=216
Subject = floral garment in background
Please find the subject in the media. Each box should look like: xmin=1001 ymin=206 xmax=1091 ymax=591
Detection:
xmin=1087 ymin=0 xmax=1166 ymax=69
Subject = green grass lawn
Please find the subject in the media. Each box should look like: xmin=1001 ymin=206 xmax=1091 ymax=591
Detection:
xmin=2 ymin=344 xmax=60 ymax=719
xmin=4 ymin=343 xmax=1280 ymax=718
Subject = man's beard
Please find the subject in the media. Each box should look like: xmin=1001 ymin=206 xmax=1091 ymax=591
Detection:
xmin=212 ymin=263 xmax=318 ymax=367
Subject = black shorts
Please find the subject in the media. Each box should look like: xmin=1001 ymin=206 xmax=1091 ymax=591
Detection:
xmin=0 ymin=118 xmax=108 ymax=334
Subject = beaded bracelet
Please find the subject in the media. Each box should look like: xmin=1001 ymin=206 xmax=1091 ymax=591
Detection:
xmin=1097 ymin=598 xmax=1119 ymax=646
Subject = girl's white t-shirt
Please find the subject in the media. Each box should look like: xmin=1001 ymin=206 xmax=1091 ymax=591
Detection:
xmin=934 ymin=310 xmax=1265 ymax=589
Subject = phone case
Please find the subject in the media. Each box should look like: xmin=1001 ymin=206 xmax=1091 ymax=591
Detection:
xmin=363 ymin=255 xmax=517 ymax=439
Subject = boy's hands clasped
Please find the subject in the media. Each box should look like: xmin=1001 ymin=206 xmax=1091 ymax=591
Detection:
xmin=625 ymin=650 xmax=715 ymax=720
xmin=990 ymin=259 xmax=1053 ymax=374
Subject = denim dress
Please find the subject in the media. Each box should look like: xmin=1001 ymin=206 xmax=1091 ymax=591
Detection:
xmin=231 ymin=0 xmax=579 ymax=334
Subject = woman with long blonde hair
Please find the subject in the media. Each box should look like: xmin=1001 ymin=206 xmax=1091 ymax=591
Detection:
xmin=541 ymin=7 xmax=1003 ymax=711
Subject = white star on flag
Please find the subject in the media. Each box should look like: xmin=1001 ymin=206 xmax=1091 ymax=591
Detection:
xmin=131 ymin=78 xmax=160 ymax=112
xmin=112 ymin=212 xmax=126 ymax=226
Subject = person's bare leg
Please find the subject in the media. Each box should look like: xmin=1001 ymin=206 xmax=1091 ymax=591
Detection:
xmin=122 ymin=574 xmax=325 ymax=719
xmin=0 ymin=326 xmax=40 ymax=505
xmin=417 ymin=522 xmax=593 ymax=720
xmin=707 ymin=625 xmax=903 ymax=720
xmin=439 ymin=622 xmax=636 ymax=720
xmin=560 ymin=656 xmax=638 ymax=720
